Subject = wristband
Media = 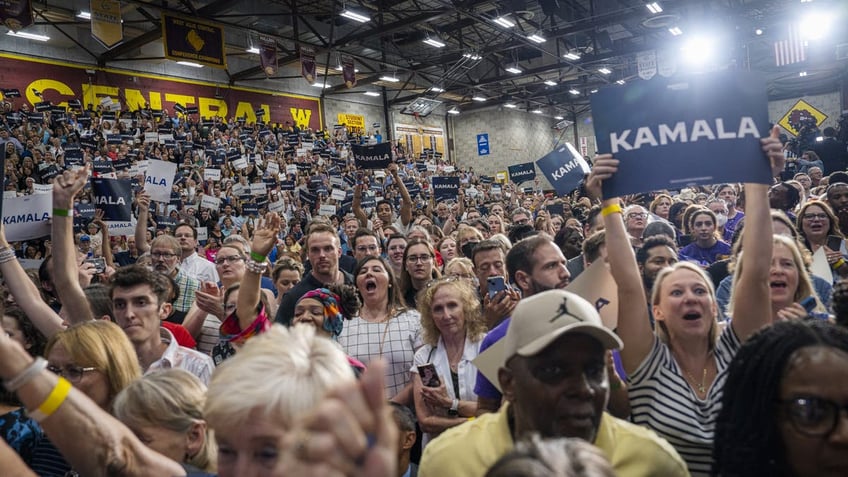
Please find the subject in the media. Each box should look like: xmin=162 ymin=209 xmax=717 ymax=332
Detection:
xmin=3 ymin=357 xmax=47 ymax=392
xmin=52 ymin=208 xmax=71 ymax=217
xmin=601 ymin=204 xmax=622 ymax=217
xmin=249 ymin=251 xmax=266 ymax=262
xmin=832 ymin=258 xmax=846 ymax=270
xmin=28 ymin=377 xmax=72 ymax=423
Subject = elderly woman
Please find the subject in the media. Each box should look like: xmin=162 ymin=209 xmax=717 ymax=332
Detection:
xmin=714 ymin=320 xmax=848 ymax=477
xmin=650 ymin=193 xmax=674 ymax=220
xmin=339 ymin=256 xmax=421 ymax=402
xmin=589 ymin=127 xmax=784 ymax=476
xmin=412 ymin=277 xmax=486 ymax=447
xmin=1 ymin=320 xmax=140 ymax=475
xmin=796 ymin=200 xmax=848 ymax=279
xmin=399 ymin=238 xmax=441 ymax=308
xmin=0 ymin=320 xmax=399 ymax=476
xmin=113 ymin=369 xmax=216 ymax=473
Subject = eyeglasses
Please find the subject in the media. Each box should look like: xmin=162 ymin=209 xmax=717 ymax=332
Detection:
xmin=215 ymin=255 xmax=245 ymax=265
xmin=150 ymin=251 xmax=178 ymax=259
xmin=627 ymin=213 xmax=648 ymax=220
xmin=47 ymin=365 xmax=97 ymax=382
xmin=407 ymin=255 xmax=433 ymax=264
xmin=803 ymin=213 xmax=829 ymax=221
xmin=780 ymin=396 xmax=848 ymax=437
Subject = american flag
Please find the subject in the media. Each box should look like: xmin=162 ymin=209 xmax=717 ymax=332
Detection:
xmin=774 ymin=24 xmax=806 ymax=66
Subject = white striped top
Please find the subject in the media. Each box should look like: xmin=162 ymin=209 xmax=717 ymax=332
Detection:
xmin=627 ymin=326 xmax=741 ymax=477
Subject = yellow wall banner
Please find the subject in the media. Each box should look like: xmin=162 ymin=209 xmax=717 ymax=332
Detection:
xmin=162 ymin=13 xmax=226 ymax=69
xmin=338 ymin=113 xmax=365 ymax=132
xmin=91 ymin=0 xmax=123 ymax=48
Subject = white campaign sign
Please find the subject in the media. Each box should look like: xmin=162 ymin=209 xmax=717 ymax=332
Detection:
xmin=269 ymin=200 xmax=286 ymax=213
xmin=331 ymin=189 xmax=347 ymax=201
xmin=3 ymin=193 xmax=52 ymax=241
xmin=32 ymin=183 xmax=53 ymax=194
xmin=196 ymin=226 xmax=208 ymax=241
xmin=286 ymin=164 xmax=298 ymax=175
xmin=267 ymin=161 xmax=280 ymax=175
xmin=232 ymin=157 xmax=248 ymax=170
xmin=319 ymin=204 xmax=336 ymax=216
xmin=201 ymin=195 xmax=220 ymax=210
xmin=204 ymin=169 xmax=221 ymax=181
xmin=250 ymin=183 xmax=267 ymax=196
xmin=144 ymin=159 xmax=178 ymax=203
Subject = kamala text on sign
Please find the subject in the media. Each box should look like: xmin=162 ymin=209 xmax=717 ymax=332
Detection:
xmin=590 ymin=70 xmax=771 ymax=197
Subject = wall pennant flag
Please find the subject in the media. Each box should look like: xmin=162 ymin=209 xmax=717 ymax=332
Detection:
xmin=535 ymin=143 xmax=591 ymax=197
xmin=301 ymin=46 xmax=317 ymax=84
xmin=352 ymin=142 xmax=392 ymax=169
xmin=91 ymin=178 xmax=133 ymax=222
xmin=144 ymin=159 xmax=177 ymax=203
xmin=656 ymin=49 xmax=677 ymax=78
xmin=590 ymin=70 xmax=771 ymax=198
xmin=0 ymin=0 xmax=33 ymax=32
xmin=775 ymin=23 xmax=806 ymax=67
xmin=342 ymin=56 xmax=357 ymax=88
xmin=90 ymin=0 xmax=123 ymax=48
xmin=507 ymin=162 xmax=536 ymax=184
xmin=259 ymin=36 xmax=277 ymax=76
xmin=2 ymin=192 xmax=51 ymax=241
xmin=432 ymin=176 xmax=460 ymax=203
xmin=637 ymin=50 xmax=657 ymax=80
xmin=162 ymin=13 xmax=227 ymax=69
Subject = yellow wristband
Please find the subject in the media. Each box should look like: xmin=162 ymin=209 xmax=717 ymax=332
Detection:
xmin=29 ymin=377 xmax=72 ymax=423
xmin=601 ymin=204 xmax=622 ymax=217
xmin=832 ymin=258 xmax=846 ymax=270
xmin=467 ymin=416 xmax=476 ymax=421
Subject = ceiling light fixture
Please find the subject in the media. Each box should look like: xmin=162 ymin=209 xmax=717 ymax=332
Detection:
xmin=176 ymin=61 xmax=204 ymax=68
xmin=77 ymin=11 xmax=91 ymax=20
xmin=430 ymin=86 xmax=445 ymax=92
xmin=493 ymin=16 xmax=515 ymax=28
xmin=379 ymin=75 xmax=400 ymax=82
xmin=7 ymin=31 xmax=50 ymax=41
xmin=646 ymin=2 xmax=663 ymax=14
xmin=423 ymin=37 xmax=446 ymax=48
xmin=527 ymin=34 xmax=546 ymax=43
xmin=669 ymin=26 xmax=683 ymax=36
xmin=531 ymin=109 xmax=542 ymax=114
xmin=448 ymin=107 xmax=460 ymax=115
xmin=463 ymin=52 xmax=482 ymax=60
xmin=590 ymin=88 xmax=599 ymax=93
xmin=563 ymin=52 xmax=581 ymax=60
xmin=311 ymin=82 xmax=331 ymax=88
xmin=246 ymin=46 xmax=260 ymax=54
xmin=334 ymin=65 xmax=360 ymax=72
xmin=616 ymin=79 xmax=626 ymax=85
xmin=755 ymin=28 xmax=764 ymax=35
xmin=544 ymin=80 xmax=557 ymax=86
xmin=340 ymin=9 xmax=370 ymax=23
xmin=363 ymin=91 xmax=381 ymax=97
xmin=799 ymin=71 xmax=808 ymax=77
xmin=504 ymin=103 xmax=517 ymax=108
xmin=554 ymin=115 xmax=564 ymax=120
xmin=472 ymin=96 xmax=487 ymax=102
xmin=598 ymin=67 xmax=612 ymax=74
xmin=505 ymin=66 xmax=522 ymax=74
xmin=569 ymin=89 xmax=580 ymax=95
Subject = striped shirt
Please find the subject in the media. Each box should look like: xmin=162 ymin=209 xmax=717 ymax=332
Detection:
xmin=627 ymin=326 xmax=740 ymax=477
xmin=338 ymin=309 xmax=422 ymax=399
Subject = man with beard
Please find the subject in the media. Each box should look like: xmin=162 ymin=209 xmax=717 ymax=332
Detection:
xmin=826 ymin=182 xmax=848 ymax=233
xmin=146 ymin=235 xmax=201 ymax=325
xmin=636 ymin=235 xmax=679 ymax=308
xmin=475 ymin=235 xmax=570 ymax=414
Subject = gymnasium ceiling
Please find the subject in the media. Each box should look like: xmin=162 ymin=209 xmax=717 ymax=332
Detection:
xmin=14 ymin=0 xmax=848 ymax=118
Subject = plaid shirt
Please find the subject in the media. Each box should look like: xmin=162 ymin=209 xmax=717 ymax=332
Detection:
xmin=174 ymin=271 xmax=201 ymax=313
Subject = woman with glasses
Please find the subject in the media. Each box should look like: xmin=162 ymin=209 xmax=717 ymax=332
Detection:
xmin=339 ymin=256 xmax=421 ymax=402
xmin=678 ymin=209 xmax=732 ymax=267
xmin=399 ymin=238 xmax=442 ymax=308
xmin=1 ymin=320 xmax=140 ymax=475
xmin=796 ymin=200 xmax=848 ymax=280
xmin=714 ymin=320 xmax=848 ymax=477
xmin=412 ymin=277 xmax=486 ymax=448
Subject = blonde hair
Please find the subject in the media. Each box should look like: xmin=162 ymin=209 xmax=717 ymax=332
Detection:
xmin=113 ymin=369 xmax=217 ymax=472
xmin=417 ymin=278 xmax=486 ymax=347
xmin=728 ymin=234 xmax=824 ymax=316
xmin=205 ymin=324 xmax=354 ymax=433
xmin=44 ymin=321 xmax=141 ymax=406
xmin=444 ymin=257 xmax=474 ymax=278
xmin=650 ymin=261 xmax=719 ymax=351
xmin=456 ymin=224 xmax=485 ymax=244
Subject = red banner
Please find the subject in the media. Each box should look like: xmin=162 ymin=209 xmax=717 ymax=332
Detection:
xmin=0 ymin=54 xmax=322 ymax=130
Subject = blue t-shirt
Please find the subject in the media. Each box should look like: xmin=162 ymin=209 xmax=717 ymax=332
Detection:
xmin=679 ymin=240 xmax=732 ymax=267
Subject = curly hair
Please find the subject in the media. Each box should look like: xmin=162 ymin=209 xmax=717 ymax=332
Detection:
xmin=3 ymin=306 xmax=47 ymax=357
xmin=416 ymin=277 xmax=486 ymax=347
xmin=714 ymin=320 xmax=848 ymax=477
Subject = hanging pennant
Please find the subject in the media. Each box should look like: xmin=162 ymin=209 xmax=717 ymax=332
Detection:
xmin=301 ymin=46 xmax=316 ymax=84
xmin=91 ymin=0 xmax=123 ymax=48
xmin=342 ymin=55 xmax=357 ymax=88
xmin=259 ymin=36 xmax=277 ymax=76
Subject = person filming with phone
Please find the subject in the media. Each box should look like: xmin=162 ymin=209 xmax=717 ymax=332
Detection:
xmin=412 ymin=276 xmax=487 ymax=448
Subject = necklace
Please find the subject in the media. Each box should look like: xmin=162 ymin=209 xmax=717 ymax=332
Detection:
xmin=684 ymin=367 xmax=708 ymax=395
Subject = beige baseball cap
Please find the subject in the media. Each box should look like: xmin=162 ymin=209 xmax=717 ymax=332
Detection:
xmin=473 ymin=289 xmax=622 ymax=392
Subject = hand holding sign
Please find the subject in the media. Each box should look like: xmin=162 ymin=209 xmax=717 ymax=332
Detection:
xmin=762 ymin=125 xmax=786 ymax=178
xmin=584 ymin=155 xmax=620 ymax=201
xmin=54 ymin=163 xmax=92 ymax=208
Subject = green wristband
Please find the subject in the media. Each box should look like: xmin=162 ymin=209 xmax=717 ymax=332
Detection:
xmin=52 ymin=208 xmax=71 ymax=217
xmin=249 ymin=251 xmax=266 ymax=262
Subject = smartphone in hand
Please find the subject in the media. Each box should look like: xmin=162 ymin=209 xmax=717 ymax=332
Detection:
xmin=487 ymin=276 xmax=507 ymax=299
xmin=417 ymin=363 xmax=441 ymax=387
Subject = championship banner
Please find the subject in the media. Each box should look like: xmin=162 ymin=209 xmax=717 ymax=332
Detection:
xmin=91 ymin=0 xmax=122 ymax=48
xmin=535 ymin=143 xmax=591 ymax=197
xmin=162 ymin=14 xmax=226 ymax=69
xmin=91 ymin=178 xmax=133 ymax=222
xmin=2 ymin=192 xmax=51 ymax=241
xmin=144 ymin=159 xmax=178 ymax=203
xmin=0 ymin=0 xmax=33 ymax=32
xmin=590 ymin=70 xmax=771 ymax=198
xmin=507 ymin=162 xmax=536 ymax=184
xmin=342 ymin=56 xmax=356 ymax=88
xmin=637 ymin=50 xmax=657 ymax=80
xmin=353 ymin=143 xmax=392 ymax=169
xmin=301 ymin=46 xmax=316 ymax=84
xmin=432 ymin=177 xmax=460 ymax=203
xmin=259 ymin=36 xmax=277 ymax=76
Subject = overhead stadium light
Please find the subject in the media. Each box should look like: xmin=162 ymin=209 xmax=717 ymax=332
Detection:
xmin=669 ymin=26 xmax=683 ymax=36
xmin=505 ymin=66 xmax=523 ymax=74
xmin=598 ymin=67 xmax=612 ymax=75
xmin=363 ymin=91 xmax=381 ymax=96
xmin=494 ymin=16 xmax=515 ymax=28
xmin=77 ymin=11 xmax=91 ymax=20
xmin=176 ymin=61 xmax=204 ymax=68
xmin=504 ymin=103 xmax=517 ymax=108
xmin=527 ymin=34 xmax=546 ymax=43
xmin=646 ymin=3 xmax=663 ymax=14
xmin=7 ymin=31 xmax=50 ymax=41
xmin=544 ymin=80 xmax=557 ymax=86
xmin=246 ymin=46 xmax=260 ymax=54
xmin=423 ymin=37 xmax=446 ymax=48
xmin=340 ymin=9 xmax=370 ymax=23
xmin=448 ymin=107 xmax=460 ymax=115
xmin=563 ymin=52 xmax=581 ymax=60
xmin=379 ymin=75 xmax=400 ymax=82
xmin=569 ymin=89 xmax=580 ymax=95
xmin=472 ymin=96 xmax=487 ymax=102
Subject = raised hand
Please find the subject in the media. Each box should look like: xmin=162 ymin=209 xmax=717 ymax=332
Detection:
xmin=761 ymin=125 xmax=786 ymax=178
xmin=251 ymin=212 xmax=282 ymax=258
xmin=53 ymin=164 xmax=91 ymax=207
xmin=584 ymin=154 xmax=620 ymax=202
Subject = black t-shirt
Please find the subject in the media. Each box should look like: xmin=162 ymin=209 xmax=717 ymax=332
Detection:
xmin=274 ymin=270 xmax=354 ymax=326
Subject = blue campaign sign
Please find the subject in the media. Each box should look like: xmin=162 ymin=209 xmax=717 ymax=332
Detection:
xmin=590 ymin=70 xmax=771 ymax=198
xmin=477 ymin=133 xmax=490 ymax=156
xmin=432 ymin=176 xmax=460 ymax=202
xmin=508 ymin=162 xmax=537 ymax=184
xmin=536 ymin=143 xmax=591 ymax=196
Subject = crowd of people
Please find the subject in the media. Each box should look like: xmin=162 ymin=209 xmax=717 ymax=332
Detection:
xmin=1 ymin=99 xmax=848 ymax=477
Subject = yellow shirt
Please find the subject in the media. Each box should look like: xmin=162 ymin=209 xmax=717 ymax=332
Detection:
xmin=419 ymin=404 xmax=690 ymax=477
